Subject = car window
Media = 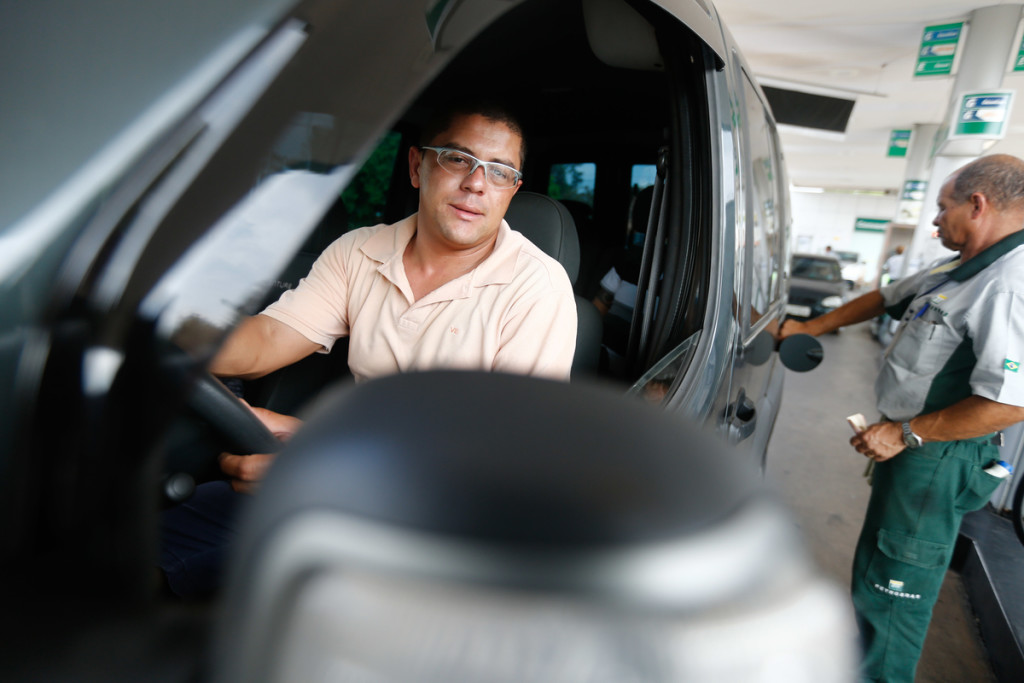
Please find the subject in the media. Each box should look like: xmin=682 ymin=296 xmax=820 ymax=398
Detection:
xmin=548 ymin=162 xmax=596 ymax=207
xmin=741 ymin=71 xmax=782 ymax=331
xmin=792 ymin=256 xmax=843 ymax=282
xmin=631 ymin=164 xmax=657 ymax=192
xmin=340 ymin=131 xmax=402 ymax=230
xmin=624 ymin=34 xmax=714 ymax=395
xmin=833 ymin=250 xmax=858 ymax=263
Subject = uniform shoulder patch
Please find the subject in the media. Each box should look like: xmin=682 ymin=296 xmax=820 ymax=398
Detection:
xmin=1005 ymin=359 xmax=1020 ymax=372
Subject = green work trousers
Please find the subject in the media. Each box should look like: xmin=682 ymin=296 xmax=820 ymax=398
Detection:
xmin=850 ymin=436 xmax=1002 ymax=683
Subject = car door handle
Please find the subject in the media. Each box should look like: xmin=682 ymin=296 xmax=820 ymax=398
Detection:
xmin=727 ymin=392 xmax=757 ymax=442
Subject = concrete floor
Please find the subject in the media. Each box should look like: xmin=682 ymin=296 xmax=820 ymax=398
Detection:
xmin=764 ymin=319 xmax=998 ymax=683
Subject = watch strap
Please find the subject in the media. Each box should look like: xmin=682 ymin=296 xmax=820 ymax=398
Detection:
xmin=901 ymin=421 xmax=923 ymax=448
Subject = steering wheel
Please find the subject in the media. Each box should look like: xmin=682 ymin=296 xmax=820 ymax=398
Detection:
xmin=187 ymin=372 xmax=283 ymax=454
xmin=162 ymin=372 xmax=282 ymax=503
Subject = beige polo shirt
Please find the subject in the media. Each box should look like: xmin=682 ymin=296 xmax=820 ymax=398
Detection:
xmin=261 ymin=214 xmax=577 ymax=382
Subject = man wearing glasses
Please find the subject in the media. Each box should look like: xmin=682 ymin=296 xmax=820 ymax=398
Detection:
xmin=160 ymin=102 xmax=576 ymax=595
xmin=212 ymin=100 xmax=575 ymax=386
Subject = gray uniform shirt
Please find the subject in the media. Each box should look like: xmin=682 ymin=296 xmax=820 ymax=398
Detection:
xmin=876 ymin=230 xmax=1024 ymax=421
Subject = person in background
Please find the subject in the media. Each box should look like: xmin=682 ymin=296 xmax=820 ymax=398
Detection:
xmin=882 ymin=245 xmax=905 ymax=285
xmin=780 ymin=154 xmax=1024 ymax=682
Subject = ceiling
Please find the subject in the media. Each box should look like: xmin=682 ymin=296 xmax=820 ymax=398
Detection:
xmin=711 ymin=0 xmax=1024 ymax=193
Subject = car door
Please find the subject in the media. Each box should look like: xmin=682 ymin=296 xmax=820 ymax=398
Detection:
xmin=726 ymin=67 xmax=788 ymax=467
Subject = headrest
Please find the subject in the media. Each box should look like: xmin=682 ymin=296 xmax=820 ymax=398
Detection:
xmin=504 ymin=192 xmax=581 ymax=284
xmin=212 ymin=373 xmax=854 ymax=682
xmin=231 ymin=371 xmax=760 ymax=549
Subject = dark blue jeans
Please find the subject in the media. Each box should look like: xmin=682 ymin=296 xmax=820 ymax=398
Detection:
xmin=159 ymin=480 xmax=244 ymax=597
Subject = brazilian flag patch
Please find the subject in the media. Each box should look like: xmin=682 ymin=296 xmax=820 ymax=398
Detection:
xmin=1005 ymin=359 xmax=1020 ymax=373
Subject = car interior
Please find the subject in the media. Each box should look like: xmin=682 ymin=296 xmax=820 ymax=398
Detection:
xmin=232 ymin=0 xmax=716 ymax=420
xmin=7 ymin=1 xmax=757 ymax=680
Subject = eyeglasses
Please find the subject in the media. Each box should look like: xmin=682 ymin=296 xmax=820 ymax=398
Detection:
xmin=420 ymin=146 xmax=522 ymax=189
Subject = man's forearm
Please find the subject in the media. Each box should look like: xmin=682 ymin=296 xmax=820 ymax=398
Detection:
xmin=803 ymin=290 xmax=886 ymax=336
xmin=852 ymin=395 xmax=1024 ymax=461
xmin=912 ymin=395 xmax=1024 ymax=443
xmin=210 ymin=315 xmax=320 ymax=380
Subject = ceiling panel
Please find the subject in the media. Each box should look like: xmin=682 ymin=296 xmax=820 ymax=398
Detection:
xmin=713 ymin=0 xmax=1024 ymax=192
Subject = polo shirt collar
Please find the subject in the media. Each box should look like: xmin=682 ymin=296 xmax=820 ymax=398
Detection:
xmin=360 ymin=214 xmax=416 ymax=264
xmin=948 ymin=228 xmax=1024 ymax=282
xmin=469 ymin=221 xmax=519 ymax=286
xmin=359 ymin=214 xmax=521 ymax=297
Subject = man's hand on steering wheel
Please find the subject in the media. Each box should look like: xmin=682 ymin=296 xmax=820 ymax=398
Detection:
xmin=219 ymin=405 xmax=303 ymax=495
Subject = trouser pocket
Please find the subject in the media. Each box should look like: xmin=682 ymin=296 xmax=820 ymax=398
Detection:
xmin=954 ymin=463 xmax=1003 ymax=513
xmin=863 ymin=528 xmax=949 ymax=603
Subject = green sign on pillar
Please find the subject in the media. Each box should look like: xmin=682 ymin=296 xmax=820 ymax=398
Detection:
xmin=901 ymin=180 xmax=927 ymax=202
xmin=854 ymin=218 xmax=889 ymax=233
xmin=1015 ymin=34 xmax=1024 ymax=71
xmin=887 ymin=130 xmax=911 ymax=157
xmin=915 ymin=22 xmax=962 ymax=77
xmin=952 ymin=91 xmax=1014 ymax=139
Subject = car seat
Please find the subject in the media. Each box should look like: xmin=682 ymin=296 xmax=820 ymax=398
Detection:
xmin=502 ymin=191 xmax=602 ymax=377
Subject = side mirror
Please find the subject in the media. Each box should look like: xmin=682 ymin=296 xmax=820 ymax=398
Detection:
xmin=778 ymin=334 xmax=824 ymax=372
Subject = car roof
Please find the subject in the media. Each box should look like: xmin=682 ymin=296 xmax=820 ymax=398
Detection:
xmin=792 ymin=252 xmax=840 ymax=262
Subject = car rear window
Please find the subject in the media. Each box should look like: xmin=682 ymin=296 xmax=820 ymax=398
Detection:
xmin=792 ymin=256 xmax=843 ymax=282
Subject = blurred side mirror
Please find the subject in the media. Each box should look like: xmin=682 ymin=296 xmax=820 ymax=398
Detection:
xmin=778 ymin=334 xmax=824 ymax=372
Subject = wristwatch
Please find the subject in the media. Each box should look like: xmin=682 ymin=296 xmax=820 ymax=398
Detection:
xmin=901 ymin=421 xmax=923 ymax=449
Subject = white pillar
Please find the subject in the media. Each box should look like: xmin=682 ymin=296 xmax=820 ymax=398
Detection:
xmin=907 ymin=4 xmax=1022 ymax=274
xmin=905 ymin=156 xmax=974 ymax=274
xmin=895 ymin=123 xmax=940 ymax=227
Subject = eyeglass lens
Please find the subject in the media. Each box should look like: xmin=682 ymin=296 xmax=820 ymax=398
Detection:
xmin=429 ymin=148 xmax=520 ymax=188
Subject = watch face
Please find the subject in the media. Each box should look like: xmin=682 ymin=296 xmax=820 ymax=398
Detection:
xmin=902 ymin=423 xmax=921 ymax=448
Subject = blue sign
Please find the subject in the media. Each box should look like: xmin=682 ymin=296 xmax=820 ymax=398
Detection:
xmin=923 ymin=27 xmax=961 ymax=42
xmin=916 ymin=22 xmax=962 ymax=76
xmin=953 ymin=91 xmax=1013 ymax=138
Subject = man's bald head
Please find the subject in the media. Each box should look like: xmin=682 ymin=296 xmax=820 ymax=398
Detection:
xmin=949 ymin=154 xmax=1024 ymax=212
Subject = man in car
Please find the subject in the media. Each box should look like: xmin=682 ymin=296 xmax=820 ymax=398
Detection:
xmin=160 ymin=100 xmax=577 ymax=596
xmin=214 ymin=101 xmax=575 ymax=384
xmin=779 ymin=153 xmax=1024 ymax=682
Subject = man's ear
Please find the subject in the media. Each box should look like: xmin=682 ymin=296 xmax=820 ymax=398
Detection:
xmin=408 ymin=145 xmax=423 ymax=189
xmin=970 ymin=191 xmax=987 ymax=218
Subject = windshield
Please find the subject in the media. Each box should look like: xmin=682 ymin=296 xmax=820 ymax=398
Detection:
xmin=791 ymin=256 xmax=843 ymax=283
xmin=833 ymin=250 xmax=858 ymax=263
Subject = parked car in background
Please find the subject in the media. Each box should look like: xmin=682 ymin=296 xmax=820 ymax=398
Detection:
xmin=786 ymin=253 xmax=848 ymax=323
xmin=833 ymin=249 xmax=865 ymax=289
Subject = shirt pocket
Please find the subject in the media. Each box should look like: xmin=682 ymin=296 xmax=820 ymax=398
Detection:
xmin=889 ymin=316 xmax=962 ymax=375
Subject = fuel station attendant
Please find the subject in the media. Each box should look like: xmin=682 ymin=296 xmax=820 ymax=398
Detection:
xmin=780 ymin=154 xmax=1024 ymax=683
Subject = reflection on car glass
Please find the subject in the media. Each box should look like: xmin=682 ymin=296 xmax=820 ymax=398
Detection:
xmin=627 ymin=332 xmax=700 ymax=404
xmin=258 ymin=112 xmax=341 ymax=183
xmin=145 ymin=167 xmax=353 ymax=351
